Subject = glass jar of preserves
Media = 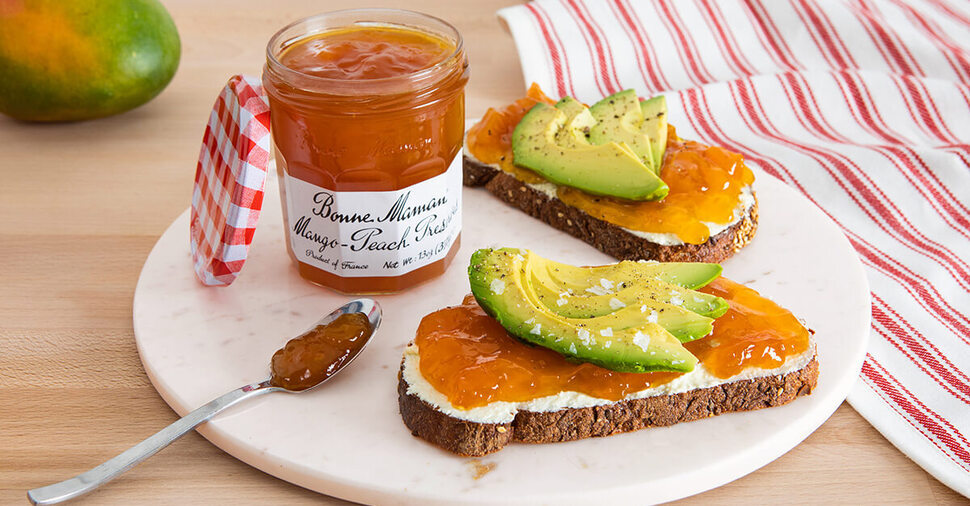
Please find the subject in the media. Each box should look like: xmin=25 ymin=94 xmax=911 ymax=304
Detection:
xmin=263 ymin=9 xmax=468 ymax=294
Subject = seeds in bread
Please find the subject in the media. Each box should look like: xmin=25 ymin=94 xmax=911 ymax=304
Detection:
xmin=398 ymin=354 xmax=818 ymax=456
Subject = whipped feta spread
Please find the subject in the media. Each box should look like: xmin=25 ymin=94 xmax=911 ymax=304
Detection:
xmin=402 ymin=341 xmax=816 ymax=424
xmin=462 ymin=146 xmax=755 ymax=247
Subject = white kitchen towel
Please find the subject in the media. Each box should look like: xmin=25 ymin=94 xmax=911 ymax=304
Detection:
xmin=499 ymin=0 xmax=970 ymax=496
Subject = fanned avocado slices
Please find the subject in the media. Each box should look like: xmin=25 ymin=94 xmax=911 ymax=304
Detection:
xmin=468 ymin=248 xmax=730 ymax=373
xmin=511 ymin=89 xmax=673 ymax=201
xmin=529 ymin=255 xmax=726 ymax=343
xmin=588 ymin=89 xmax=656 ymax=173
xmin=587 ymin=89 xmax=669 ymax=175
xmin=512 ymin=103 xmax=667 ymax=201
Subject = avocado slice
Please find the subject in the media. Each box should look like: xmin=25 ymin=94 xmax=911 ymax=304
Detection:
xmin=640 ymin=95 xmax=668 ymax=170
xmin=554 ymin=97 xmax=596 ymax=149
xmin=512 ymin=103 xmax=669 ymax=201
xmin=541 ymin=258 xmax=723 ymax=291
xmin=588 ymin=89 xmax=656 ymax=173
xmin=469 ymin=248 xmax=697 ymax=373
xmin=527 ymin=253 xmax=727 ymax=342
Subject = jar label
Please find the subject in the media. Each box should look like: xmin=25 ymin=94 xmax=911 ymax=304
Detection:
xmin=281 ymin=156 xmax=462 ymax=278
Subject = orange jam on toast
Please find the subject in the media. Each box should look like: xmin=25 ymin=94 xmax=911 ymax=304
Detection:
xmin=464 ymin=86 xmax=755 ymax=244
xmin=692 ymin=277 xmax=811 ymax=378
xmin=466 ymin=83 xmax=556 ymax=184
xmin=414 ymin=278 xmax=809 ymax=409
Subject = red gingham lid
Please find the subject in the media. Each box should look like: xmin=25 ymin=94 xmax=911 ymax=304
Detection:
xmin=189 ymin=75 xmax=271 ymax=286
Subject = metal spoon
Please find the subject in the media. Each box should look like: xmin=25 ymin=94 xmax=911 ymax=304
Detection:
xmin=27 ymin=298 xmax=382 ymax=505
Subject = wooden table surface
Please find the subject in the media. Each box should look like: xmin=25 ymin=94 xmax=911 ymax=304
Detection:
xmin=0 ymin=1 xmax=965 ymax=504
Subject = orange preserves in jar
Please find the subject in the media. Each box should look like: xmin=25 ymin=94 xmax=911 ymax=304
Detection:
xmin=414 ymin=278 xmax=809 ymax=410
xmin=464 ymin=86 xmax=754 ymax=244
xmin=263 ymin=10 xmax=469 ymax=294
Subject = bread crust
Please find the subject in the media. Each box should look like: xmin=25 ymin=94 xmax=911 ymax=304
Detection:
xmin=398 ymin=355 xmax=819 ymax=457
xmin=463 ymin=155 xmax=758 ymax=263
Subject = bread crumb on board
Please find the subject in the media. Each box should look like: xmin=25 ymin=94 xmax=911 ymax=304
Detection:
xmin=468 ymin=459 xmax=497 ymax=480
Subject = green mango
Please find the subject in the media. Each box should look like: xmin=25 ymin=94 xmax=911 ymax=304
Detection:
xmin=0 ymin=0 xmax=180 ymax=122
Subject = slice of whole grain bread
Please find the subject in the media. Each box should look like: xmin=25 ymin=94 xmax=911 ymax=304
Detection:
xmin=463 ymin=155 xmax=758 ymax=263
xmin=398 ymin=354 xmax=818 ymax=457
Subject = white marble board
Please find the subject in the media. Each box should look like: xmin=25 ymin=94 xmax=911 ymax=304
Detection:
xmin=132 ymin=165 xmax=870 ymax=505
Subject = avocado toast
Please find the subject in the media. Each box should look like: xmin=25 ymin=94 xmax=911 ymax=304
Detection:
xmin=398 ymin=249 xmax=817 ymax=456
xmin=463 ymin=86 xmax=758 ymax=263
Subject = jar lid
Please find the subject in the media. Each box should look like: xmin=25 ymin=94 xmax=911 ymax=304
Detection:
xmin=189 ymin=75 xmax=271 ymax=286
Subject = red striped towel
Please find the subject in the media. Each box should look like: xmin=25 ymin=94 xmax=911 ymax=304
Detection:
xmin=499 ymin=0 xmax=969 ymax=496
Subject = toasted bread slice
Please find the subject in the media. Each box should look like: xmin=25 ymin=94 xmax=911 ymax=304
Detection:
xmin=463 ymin=151 xmax=759 ymax=263
xmin=398 ymin=341 xmax=817 ymax=457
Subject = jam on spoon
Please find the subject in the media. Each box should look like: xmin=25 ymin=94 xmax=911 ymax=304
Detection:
xmin=270 ymin=312 xmax=374 ymax=391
